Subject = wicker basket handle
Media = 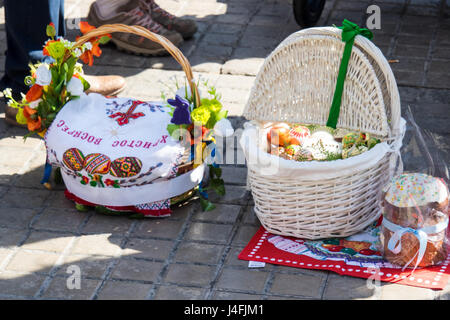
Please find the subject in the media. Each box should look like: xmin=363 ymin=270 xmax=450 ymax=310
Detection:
xmin=70 ymin=23 xmax=200 ymax=106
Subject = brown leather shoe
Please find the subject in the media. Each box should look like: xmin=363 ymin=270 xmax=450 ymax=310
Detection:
xmin=87 ymin=0 xmax=184 ymax=56
xmin=140 ymin=0 xmax=198 ymax=39
xmin=84 ymin=74 xmax=126 ymax=96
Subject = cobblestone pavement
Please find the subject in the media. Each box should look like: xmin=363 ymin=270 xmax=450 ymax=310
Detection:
xmin=0 ymin=0 xmax=449 ymax=300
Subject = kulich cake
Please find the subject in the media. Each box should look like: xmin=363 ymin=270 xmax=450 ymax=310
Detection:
xmin=381 ymin=173 xmax=450 ymax=268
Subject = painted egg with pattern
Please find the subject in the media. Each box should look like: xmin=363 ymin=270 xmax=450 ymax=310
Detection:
xmin=62 ymin=148 xmax=85 ymax=171
xmin=83 ymin=153 xmax=111 ymax=174
xmin=110 ymin=157 xmax=143 ymax=178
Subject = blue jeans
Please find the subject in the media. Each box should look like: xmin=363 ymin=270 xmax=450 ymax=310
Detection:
xmin=0 ymin=0 xmax=65 ymax=98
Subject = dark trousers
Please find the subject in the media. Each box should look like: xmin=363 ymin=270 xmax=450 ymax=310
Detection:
xmin=1 ymin=0 xmax=65 ymax=97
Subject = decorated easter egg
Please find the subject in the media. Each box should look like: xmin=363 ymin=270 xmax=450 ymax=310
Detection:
xmin=83 ymin=153 xmax=111 ymax=174
xmin=110 ymin=157 xmax=143 ymax=178
xmin=62 ymin=148 xmax=85 ymax=171
xmin=311 ymin=130 xmax=334 ymax=142
xmin=303 ymin=137 xmax=342 ymax=161
xmin=285 ymin=144 xmax=302 ymax=156
xmin=289 ymin=125 xmax=310 ymax=144
xmin=267 ymin=123 xmax=291 ymax=146
xmin=342 ymin=145 xmax=368 ymax=159
xmin=367 ymin=137 xmax=381 ymax=149
xmin=342 ymin=132 xmax=360 ymax=149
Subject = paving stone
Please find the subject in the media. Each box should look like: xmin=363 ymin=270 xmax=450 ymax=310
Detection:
xmin=269 ymin=272 xmax=325 ymax=298
xmin=192 ymin=43 xmax=233 ymax=60
xmin=0 ymin=271 xmax=46 ymax=297
xmin=380 ymin=283 xmax=435 ymax=299
xmin=224 ymin=246 xmax=257 ymax=268
xmin=57 ymin=254 xmax=113 ymax=279
xmin=192 ymin=204 xmax=241 ymax=224
xmin=32 ymin=207 xmax=88 ymax=232
xmin=173 ymin=242 xmax=225 ymax=265
xmin=426 ymin=72 xmax=450 ymax=89
xmin=202 ymin=33 xmax=240 ymax=47
xmin=71 ymin=234 xmax=122 ymax=257
xmin=232 ymin=225 xmax=261 ymax=246
xmin=0 ymin=146 xmax=34 ymax=169
xmin=164 ymin=263 xmax=217 ymax=286
xmin=208 ymin=23 xmax=243 ymax=35
xmin=208 ymin=185 xmax=250 ymax=206
xmin=110 ymin=258 xmax=164 ymax=282
xmin=0 ymin=247 xmax=14 ymax=266
xmin=433 ymin=45 xmax=450 ymax=59
xmin=241 ymin=206 xmax=261 ymax=226
xmin=184 ymin=222 xmax=234 ymax=244
xmin=132 ymin=218 xmax=185 ymax=239
xmin=121 ymin=238 xmax=174 ymax=260
xmin=216 ymin=267 xmax=269 ymax=293
xmin=0 ymin=187 xmax=50 ymax=209
xmin=154 ymin=284 xmax=207 ymax=300
xmin=215 ymin=14 xmax=250 ymax=25
xmin=212 ymin=290 xmax=263 ymax=300
xmin=96 ymin=280 xmax=152 ymax=300
xmin=46 ymin=191 xmax=78 ymax=209
xmin=41 ymin=276 xmax=100 ymax=300
xmin=322 ymin=273 xmax=379 ymax=300
xmin=21 ymin=231 xmax=74 ymax=253
xmin=0 ymin=228 xmax=28 ymax=250
xmin=394 ymin=70 xmax=425 ymax=87
xmin=189 ymin=55 xmax=224 ymax=74
xmin=5 ymin=250 xmax=60 ymax=274
xmin=406 ymin=5 xmax=440 ymax=16
xmin=81 ymin=214 xmax=134 ymax=236
xmin=220 ymin=166 xmax=248 ymax=185
xmin=0 ymin=207 xmax=38 ymax=229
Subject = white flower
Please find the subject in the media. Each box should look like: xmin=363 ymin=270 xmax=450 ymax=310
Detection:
xmin=29 ymin=98 xmax=42 ymax=109
xmin=62 ymin=39 xmax=74 ymax=49
xmin=83 ymin=42 xmax=92 ymax=51
xmin=66 ymin=77 xmax=84 ymax=96
xmin=35 ymin=64 xmax=52 ymax=86
xmin=213 ymin=118 xmax=234 ymax=137
xmin=3 ymin=88 xmax=12 ymax=98
xmin=72 ymin=48 xmax=82 ymax=58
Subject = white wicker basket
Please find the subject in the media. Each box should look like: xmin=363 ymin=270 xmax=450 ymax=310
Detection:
xmin=240 ymin=27 xmax=406 ymax=240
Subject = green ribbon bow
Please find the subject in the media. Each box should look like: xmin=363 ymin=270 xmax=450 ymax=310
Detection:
xmin=326 ymin=20 xmax=374 ymax=129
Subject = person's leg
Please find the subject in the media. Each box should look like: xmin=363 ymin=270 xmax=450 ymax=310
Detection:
xmin=1 ymin=0 xmax=65 ymax=97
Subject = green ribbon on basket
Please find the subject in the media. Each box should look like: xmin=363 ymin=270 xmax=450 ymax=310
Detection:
xmin=326 ymin=19 xmax=374 ymax=129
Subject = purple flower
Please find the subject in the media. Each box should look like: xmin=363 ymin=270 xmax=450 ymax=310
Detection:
xmin=168 ymin=95 xmax=192 ymax=125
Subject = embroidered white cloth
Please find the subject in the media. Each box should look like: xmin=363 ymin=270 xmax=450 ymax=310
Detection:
xmin=45 ymin=93 xmax=203 ymax=208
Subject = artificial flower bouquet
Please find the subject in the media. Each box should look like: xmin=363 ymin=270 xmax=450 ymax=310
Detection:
xmin=4 ymin=22 xmax=110 ymax=138
xmin=4 ymin=23 xmax=233 ymax=216
xmin=164 ymin=79 xmax=234 ymax=211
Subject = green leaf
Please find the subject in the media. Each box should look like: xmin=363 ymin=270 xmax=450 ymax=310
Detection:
xmin=209 ymin=165 xmax=222 ymax=179
xmin=167 ymin=124 xmax=180 ymax=136
xmin=78 ymin=75 xmax=91 ymax=91
xmin=98 ymin=36 xmax=111 ymax=45
xmin=199 ymin=197 xmax=216 ymax=212
xmin=210 ymin=178 xmax=225 ymax=196
xmin=75 ymin=203 xmax=89 ymax=212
